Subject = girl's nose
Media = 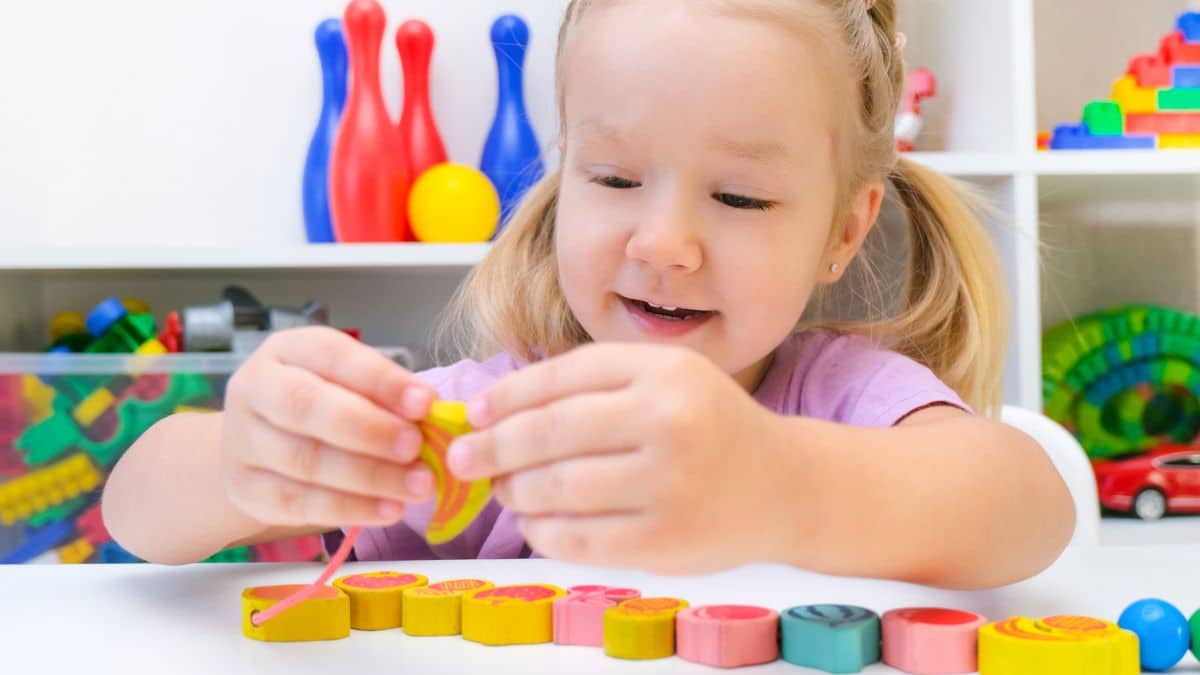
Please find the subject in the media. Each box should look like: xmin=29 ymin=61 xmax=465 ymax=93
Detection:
xmin=625 ymin=197 xmax=703 ymax=274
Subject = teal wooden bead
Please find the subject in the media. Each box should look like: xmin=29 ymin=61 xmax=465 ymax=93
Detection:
xmin=781 ymin=604 xmax=881 ymax=673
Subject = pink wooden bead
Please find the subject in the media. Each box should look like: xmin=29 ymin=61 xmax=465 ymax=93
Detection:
xmin=676 ymin=605 xmax=780 ymax=668
xmin=882 ymin=607 xmax=988 ymax=674
xmin=552 ymin=585 xmax=640 ymax=646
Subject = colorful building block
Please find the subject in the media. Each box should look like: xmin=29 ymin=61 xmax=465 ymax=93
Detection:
xmin=0 ymin=375 xmax=27 ymax=477
xmin=1159 ymin=87 xmax=1200 ymax=110
xmin=1129 ymin=54 xmax=1172 ymax=88
xmin=1162 ymin=31 xmax=1200 ymax=65
xmin=57 ymin=536 xmax=94 ymax=564
xmin=1174 ymin=65 xmax=1200 ymax=88
xmin=251 ymin=535 xmax=323 ymax=563
xmin=74 ymin=503 xmax=111 ymax=546
xmin=332 ymin=571 xmax=428 ymax=630
xmin=881 ymin=607 xmax=988 ymax=674
xmin=1049 ymin=124 xmax=1155 ymax=150
xmin=0 ymin=519 xmax=74 ymax=564
xmin=553 ymin=584 xmax=641 ymax=647
xmin=675 ymin=605 xmax=779 ymax=668
xmin=1125 ymin=112 xmax=1200 ymax=134
xmin=1179 ymin=11 xmax=1200 ymax=42
xmin=1083 ymin=101 xmax=1124 ymax=135
xmin=96 ymin=541 xmax=140 ymax=563
xmin=0 ymin=453 xmax=101 ymax=525
xmin=1118 ymin=599 xmax=1189 ymax=671
xmin=1158 ymin=132 xmax=1200 ymax=148
xmin=603 ymin=597 xmax=690 ymax=660
xmin=1112 ymin=75 xmax=1160 ymax=114
xmin=978 ymin=615 xmax=1138 ymax=675
xmin=403 ymin=578 xmax=494 ymax=636
xmin=461 ymin=584 xmax=567 ymax=645
xmin=781 ymin=605 xmax=881 ymax=674
xmin=241 ymin=584 xmax=351 ymax=642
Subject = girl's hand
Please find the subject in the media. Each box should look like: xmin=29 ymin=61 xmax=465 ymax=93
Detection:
xmin=448 ymin=343 xmax=788 ymax=575
xmin=220 ymin=327 xmax=439 ymax=529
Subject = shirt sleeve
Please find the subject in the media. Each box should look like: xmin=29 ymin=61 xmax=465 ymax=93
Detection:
xmin=798 ymin=333 xmax=972 ymax=427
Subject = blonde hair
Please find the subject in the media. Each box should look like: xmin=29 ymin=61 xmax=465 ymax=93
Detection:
xmin=438 ymin=0 xmax=1006 ymax=416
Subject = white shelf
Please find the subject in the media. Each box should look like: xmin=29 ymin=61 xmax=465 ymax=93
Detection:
xmin=0 ymin=243 xmax=491 ymax=272
xmin=905 ymin=152 xmax=1021 ymax=177
xmin=1035 ymin=150 xmax=1200 ymax=175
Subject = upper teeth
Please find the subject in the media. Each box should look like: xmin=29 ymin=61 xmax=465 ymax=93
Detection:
xmin=647 ymin=302 xmax=679 ymax=311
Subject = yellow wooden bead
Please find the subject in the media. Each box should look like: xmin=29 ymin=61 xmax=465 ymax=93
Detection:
xmin=332 ymin=571 xmax=428 ymax=630
xmin=419 ymin=401 xmax=491 ymax=545
xmin=461 ymin=583 xmax=567 ymax=645
xmin=403 ymin=578 xmax=494 ymax=636
xmin=603 ymin=597 xmax=690 ymax=660
xmin=241 ymin=585 xmax=350 ymax=642
xmin=978 ymin=615 xmax=1138 ymax=675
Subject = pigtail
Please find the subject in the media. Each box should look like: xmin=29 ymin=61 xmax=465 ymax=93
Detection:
xmin=884 ymin=156 xmax=1007 ymax=417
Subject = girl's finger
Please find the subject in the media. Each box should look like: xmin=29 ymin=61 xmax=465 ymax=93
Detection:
xmin=517 ymin=511 xmax=651 ymax=568
xmin=248 ymin=361 xmax=424 ymax=462
xmin=265 ymin=326 xmax=436 ymax=420
xmin=467 ymin=343 xmax=657 ymax=427
xmin=240 ymin=421 xmax=435 ymax=503
xmin=448 ymin=390 xmax=641 ymax=480
xmin=238 ymin=466 xmax=408 ymax=528
xmin=492 ymin=451 xmax=651 ymax=515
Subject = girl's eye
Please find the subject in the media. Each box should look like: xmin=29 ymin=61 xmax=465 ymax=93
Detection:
xmin=592 ymin=175 xmax=641 ymax=189
xmin=714 ymin=192 xmax=776 ymax=211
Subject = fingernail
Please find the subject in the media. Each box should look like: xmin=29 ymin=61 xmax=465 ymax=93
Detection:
xmin=402 ymin=387 xmax=433 ymax=420
xmin=466 ymin=396 xmax=490 ymax=427
xmin=405 ymin=467 xmax=434 ymax=498
xmin=447 ymin=440 xmax=473 ymax=477
xmin=393 ymin=427 xmax=422 ymax=460
xmin=378 ymin=499 xmax=403 ymax=520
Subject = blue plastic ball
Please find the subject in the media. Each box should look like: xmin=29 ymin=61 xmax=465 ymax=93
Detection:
xmin=1118 ymin=598 xmax=1190 ymax=671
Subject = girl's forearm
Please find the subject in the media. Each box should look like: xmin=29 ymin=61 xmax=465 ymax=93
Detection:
xmin=766 ymin=413 xmax=1075 ymax=590
xmin=102 ymin=412 xmax=308 ymax=564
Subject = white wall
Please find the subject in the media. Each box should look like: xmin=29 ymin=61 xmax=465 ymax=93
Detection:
xmin=0 ymin=0 xmax=569 ymax=247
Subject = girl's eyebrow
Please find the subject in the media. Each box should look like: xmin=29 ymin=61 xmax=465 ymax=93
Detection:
xmin=572 ymin=119 xmax=787 ymax=163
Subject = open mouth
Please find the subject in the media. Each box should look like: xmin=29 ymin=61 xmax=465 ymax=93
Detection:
xmin=619 ymin=295 xmax=716 ymax=335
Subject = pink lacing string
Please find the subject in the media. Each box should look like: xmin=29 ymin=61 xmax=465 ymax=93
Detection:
xmin=250 ymin=526 xmax=362 ymax=626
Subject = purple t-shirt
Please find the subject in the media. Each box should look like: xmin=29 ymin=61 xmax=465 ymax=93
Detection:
xmin=323 ymin=330 xmax=969 ymax=561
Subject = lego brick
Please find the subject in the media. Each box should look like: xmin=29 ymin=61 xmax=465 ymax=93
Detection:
xmin=1159 ymin=87 xmax=1200 ymax=110
xmin=0 ymin=519 xmax=73 ymax=564
xmin=1082 ymin=101 xmax=1123 ymax=135
xmin=1162 ymin=30 xmax=1200 ymax=65
xmin=1174 ymin=65 xmax=1200 ymax=88
xmin=1125 ymin=111 xmax=1200 ymax=134
xmin=1158 ymin=133 xmax=1200 ymax=149
xmin=1112 ymin=75 xmax=1159 ymax=114
xmin=0 ymin=453 xmax=101 ymax=526
xmin=1129 ymin=54 xmax=1172 ymax=88
xmin=1049 ymin=124 xmax=1155 ymax=150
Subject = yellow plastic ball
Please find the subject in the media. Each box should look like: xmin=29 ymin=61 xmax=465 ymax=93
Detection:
xmin=409 ymin=163 xmax=501 ymax=243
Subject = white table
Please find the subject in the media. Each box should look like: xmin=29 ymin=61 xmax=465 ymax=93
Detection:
xmin=4 ymin=545 xmax=1199 ymax=674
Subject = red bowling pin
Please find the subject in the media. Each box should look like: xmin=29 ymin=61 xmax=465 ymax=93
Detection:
xmin=397 ymin=20 xmax=448 ymax=179
xmin=329 ymin=0 xmax=412 ymax=242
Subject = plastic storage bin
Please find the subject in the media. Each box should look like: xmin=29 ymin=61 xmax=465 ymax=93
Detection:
xmin=0 ymin=348 xmax=411 ymax=564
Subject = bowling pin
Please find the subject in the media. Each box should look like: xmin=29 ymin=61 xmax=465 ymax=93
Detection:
xmin=302 ymin=19 xmax=348 ymax=244
xmin=397 ymin=20 xmax=448 ymax=180
xmin=329 ymin=0 xmax=412 ymax=242
xmin=480 ymin=14 xmax=543 ymax=229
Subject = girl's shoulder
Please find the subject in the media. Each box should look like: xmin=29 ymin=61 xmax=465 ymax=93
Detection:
xmin=753 ymin=330 xmax=971 ymax=427
xmin=415 ymin=352 xmax=524 ymax=402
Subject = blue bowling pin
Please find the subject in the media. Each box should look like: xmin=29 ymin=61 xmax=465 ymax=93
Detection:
xmin=480 ymin=14 xmax=544 ymax=229
xmin=302 ymin=19 xmax=348 ymax=244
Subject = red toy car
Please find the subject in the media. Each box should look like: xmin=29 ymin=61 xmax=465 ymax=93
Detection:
xmin=1093 ymin=444 xmax=1200 ymax=520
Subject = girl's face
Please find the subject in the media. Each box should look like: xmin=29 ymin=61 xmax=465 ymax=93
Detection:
xmin=555 ymin=0 xmax=869 ymax=390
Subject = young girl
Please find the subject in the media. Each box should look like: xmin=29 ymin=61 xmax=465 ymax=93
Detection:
xmin=103 ymin=0 xmax=1075 ymax=590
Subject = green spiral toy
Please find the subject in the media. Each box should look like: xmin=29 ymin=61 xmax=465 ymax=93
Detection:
xmin=1043 ymin=304 xmax=1200 ymax=460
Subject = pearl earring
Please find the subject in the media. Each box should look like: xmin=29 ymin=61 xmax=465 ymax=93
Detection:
xmin=830 ymin=262 xmax=840 ymax=274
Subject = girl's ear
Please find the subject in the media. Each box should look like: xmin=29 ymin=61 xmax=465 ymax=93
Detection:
xmin=821 ymin=178 xmax=885 ymax=283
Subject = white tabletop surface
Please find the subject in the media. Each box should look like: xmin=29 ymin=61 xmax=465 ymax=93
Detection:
xmin=5 ymin=545 xmax=1200 ymax=674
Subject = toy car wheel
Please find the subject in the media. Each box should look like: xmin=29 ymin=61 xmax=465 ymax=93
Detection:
xmin=1133 ymin=488 xmax=1167 ymax=521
